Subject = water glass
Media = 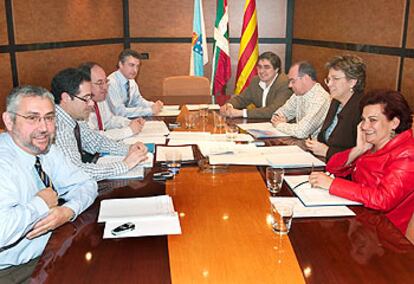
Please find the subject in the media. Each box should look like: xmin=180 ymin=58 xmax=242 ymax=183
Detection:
xmin=271 ymin=203 xmax=293 ymax=235
xmin=213 ymin=112 xmax=226 ymax=128
xmin=184 ymin=113 xmax=196 ymax=129
xmin=165 ymin=151 xmax=182 ymax=175
xmin=199 ymin=107 xmax=208 ymax=118
xmin=225 ymin=125 xmax=239 ymax=141
xmin=266 ymin=167 xmax=284 ymax=195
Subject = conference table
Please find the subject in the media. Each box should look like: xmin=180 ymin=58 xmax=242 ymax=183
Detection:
xmin=30 ymin=109 xmax=414 ymax=284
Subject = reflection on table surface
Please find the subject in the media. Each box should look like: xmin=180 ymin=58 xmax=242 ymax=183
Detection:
xmin=31 ymin=110 xmax=414 ymax=284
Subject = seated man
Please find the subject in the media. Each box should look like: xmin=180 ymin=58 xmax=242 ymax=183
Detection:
xmin=51 ymin=67 xmax=148 ymax=181
xmin=220 ymin=51 xmax=292 ymax=119
xmin=107 ymin=49 xmax=163 ymax=117
xmin=0 ymin=86 xmax=97 ymax=282
xmin=79 ymin=62 xmax=145 ymax=141
xmin=271 ymin=61 xmax=330 ymax=138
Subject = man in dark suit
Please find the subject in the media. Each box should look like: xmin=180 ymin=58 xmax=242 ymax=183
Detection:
xmin=220 ymin=52 xmax=292 ymax=119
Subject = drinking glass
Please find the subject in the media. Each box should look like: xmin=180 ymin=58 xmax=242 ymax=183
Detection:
xmin=213 ymin=112 xmax=226 ymax=128
xmin=165 ymin=151 xmax=182 ymax=175
xmin=270 ymin=202 xmax=293 ymax=234
xmin=225 ymin=125 xmax=239 ymax=141
xmin=266 ymin=167 xmax=284 ymax=195
xmin=184 ymin=113 xmax=196 ymax=129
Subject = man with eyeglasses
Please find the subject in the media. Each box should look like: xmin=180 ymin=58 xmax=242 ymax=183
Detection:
xmin=51 ymin=67 xmax=148 ymax=181
xmin=0 ymin=85 xmax=97 ymax=282
xmin=271 ymin=61 xmax=330 ymax=138
xmin=107 ymin=49 xmax=164 ymax=117
xmin=79 ymin=62 xmax=145 ymax=141
xmin=220 ymin=51 xmax=292 ymax=119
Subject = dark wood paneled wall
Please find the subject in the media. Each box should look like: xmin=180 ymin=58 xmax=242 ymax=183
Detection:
xmin=292 ymin=0 xmax=414 ymax=110
xmin=0 ymin=0 xmax=288 ymax=128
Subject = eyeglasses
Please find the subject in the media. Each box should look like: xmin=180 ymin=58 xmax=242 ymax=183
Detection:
xmin=92 ymin=79 xmax=109 ymax=88
xmin=73 ymin=94 xmax=94 ymax=103
xmin=12 ymin=112 xmax=56 ymax=125
xmin=324 ymin=76 xmax=346 ymax=85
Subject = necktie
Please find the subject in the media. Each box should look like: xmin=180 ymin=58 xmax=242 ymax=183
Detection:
xmin=34 ymin=156 xmax=56 ymax=191
xmin=94 ymin=101 xmax=104 ymax=131
xmin=35 ymin=157 xmax=65 ymax=205
xmin=125 ymin=81 xmax=130 ymax=104
xmin=74 ymin=121 xmax=83 ymax=155
xmin=74 ymin=121 xmax=100 ymax=163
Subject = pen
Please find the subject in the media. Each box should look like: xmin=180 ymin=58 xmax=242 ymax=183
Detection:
xmin=292 ymin=180 xmax=310 ymax=190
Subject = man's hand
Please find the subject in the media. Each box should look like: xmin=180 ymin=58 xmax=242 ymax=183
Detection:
xmin=129 ymin=118 xmax=145 ymax=134
xmin=227 ymin=108 xmax=243 ymax=118
xmin=124 ymin=142 xmax=148 ymax=169
xmin=305 ymin=139 xmax=329 ymax=158
xmin=151 ymin=100 xmax=164 ymax=115
xmin=271 ymin=113 xmax=287 ymax=126
xmin=220 ymin=104 xmax=233 ymax=116
xmin=36 ymin=187 xmax=58 ymax=209
xmin=26 ymin=206 xmax=74 ymax=240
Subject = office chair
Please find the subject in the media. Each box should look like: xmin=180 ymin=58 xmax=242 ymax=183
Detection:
xmin=162 ymin=75 xmax=212 ymax=105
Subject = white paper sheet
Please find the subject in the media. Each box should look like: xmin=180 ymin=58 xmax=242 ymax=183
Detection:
xmin=138 ymin=121 xmax=170 ymax=136
xmin=185 ymin=104 xmax=209 ymax=111
xmin=98 ymin=195 xmax=175 ymax=222
xmin=155 ymin=145 xmax=195 ymax=161
xmin=208 ymin=145 xmax=325 ymax=167
xmin=123 ymin=135 xmax=167 ymax=145
xmin=98 ymin=152 xmax=154 ymax=169
xmin=197 ymin=141 xmax=257 ymax=156
xmin=270 ymin=197 xmax=356 ymax=218
xmin=237 ymin=122 xmax=290 ymax=138
xmin=98 ymin=195 xmax=182 ymax=238
xmin=167 ymin=131 xmax=211 ymax=140
xmin=284 ymin=175 xmax=362 ymax=206
xmin=103 ymin=214 xmax=181 ymax=238
xmin=154 ymin=109 xmax=181 ymax=116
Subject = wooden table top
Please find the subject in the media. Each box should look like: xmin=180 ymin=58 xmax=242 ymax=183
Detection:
xmin=30 ymin=111 xmax=414 ymax=284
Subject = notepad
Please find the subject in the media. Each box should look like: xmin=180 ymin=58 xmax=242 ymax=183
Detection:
xmin=237 ymin=122 xmax=290 ymax=138
xmin=270 ymin=197 xmax=356 ymax=218
xmin=98 ymin=195 xmax=181 ymax=238
xmin=284 ymin=175 xmax=362 ymax=206
xmin=155 ymin=145 xmax=195 ymax=161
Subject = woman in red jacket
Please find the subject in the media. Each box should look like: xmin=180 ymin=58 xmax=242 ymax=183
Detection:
xmin=309 ymin=90 xmax=414 ymax=234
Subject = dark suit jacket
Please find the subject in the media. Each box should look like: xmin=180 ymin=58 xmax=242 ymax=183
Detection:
xmin=318 ymin=91 xmax=364 ymax=160
xmin=227 ymin=74 xmax=292 ymax=119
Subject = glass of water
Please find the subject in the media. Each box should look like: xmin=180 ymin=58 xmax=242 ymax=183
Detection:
xmin=165 ymin=151 xmax=182 ymax=176
xmin=266 ymin=167 xmax=284 ymax=195
xmin=270 ymin=202 xmax=293 ymax=235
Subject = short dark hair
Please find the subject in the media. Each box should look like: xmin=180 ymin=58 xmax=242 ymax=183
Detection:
xmin=326 ymin=55 xmax=366 ymax=93
xmin=118 ymin=49 xmax=142 ymax=64
xmin=360 ymin=90 xmax=413 ymax=133
xmin=78 ymin=62 xmax=101 ymax=77
xmin=51 ymin=68 xmax=91 ymax=104
xmin=258 ymin=52 xmax=281 ymax=73
xmin=296 ymin=61 xmax=317 ymax=81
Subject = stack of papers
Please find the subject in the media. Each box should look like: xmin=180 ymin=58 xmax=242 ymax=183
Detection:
xmin=197 ymin=141 xmax=256 ymax=157
xmin=155 ymin=145 xmax=195 ymax=161
xmin=97 ymin=153 xmax=154 ymax=180
xmin=122 ymin=121 xmax=169 ymax=145
xmin=155 ymin=105 xmax=181 ymax=116
xmin=98 ymin=195 xmax=182 ymax=238
xmin=185 ymin=104 xmax=220 ymax=111
xmin=270 ymin=197 xmax=356 ymax=218
xmin=168 ymin=132 xmax=254 ymax=145
xmin=237 ymin=122 xmax=289 ymax=138
xmin=209 ymin=145 xmax=325 ymax=167
xmin=284 ymin=175 xmax=362 ymax=206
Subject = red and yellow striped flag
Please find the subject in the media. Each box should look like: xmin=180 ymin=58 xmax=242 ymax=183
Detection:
xmin=234 ymin=0 xmax=259 ymax=95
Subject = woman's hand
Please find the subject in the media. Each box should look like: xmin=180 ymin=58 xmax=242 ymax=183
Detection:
xmin=305 ymin=139 xmax=329 ymax=157
xmin=309 ymin=172 xmax=334 ymax=190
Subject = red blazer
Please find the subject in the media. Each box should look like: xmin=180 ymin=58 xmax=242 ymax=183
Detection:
xmin=327 ymin=130 xmax=414 ymax=234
